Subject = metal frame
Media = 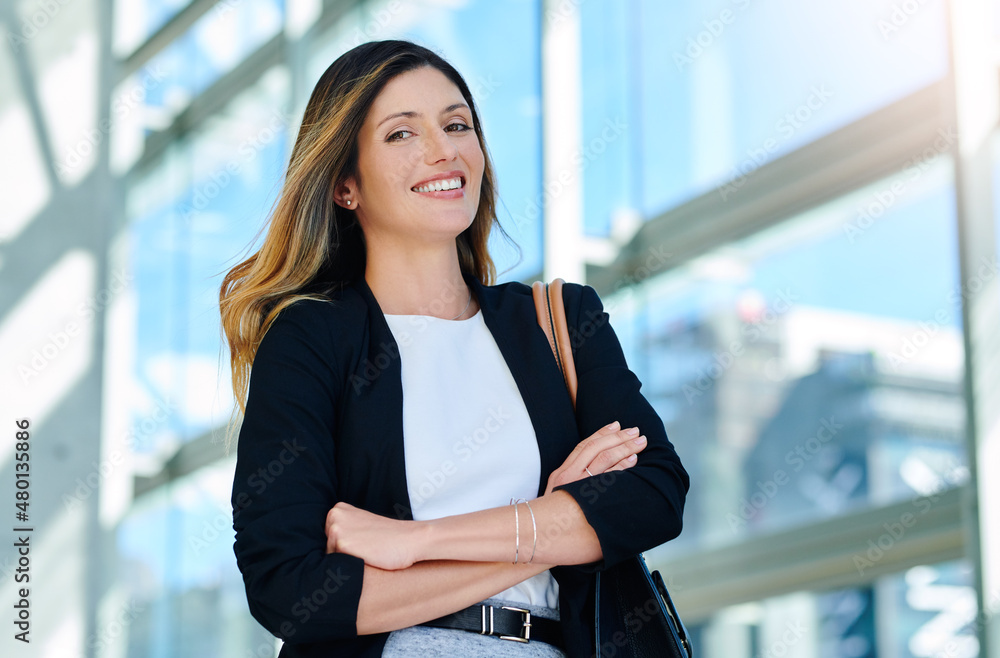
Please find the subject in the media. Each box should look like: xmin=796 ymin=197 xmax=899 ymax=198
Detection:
xmin=119 ymin=0 xmax=220 ymax=82
xmin=656 ymin=487 xmax=966 ymax=623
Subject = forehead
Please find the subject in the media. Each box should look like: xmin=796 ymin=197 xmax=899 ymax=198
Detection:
xmin=368 ymin=66 xmax=468 ymax=119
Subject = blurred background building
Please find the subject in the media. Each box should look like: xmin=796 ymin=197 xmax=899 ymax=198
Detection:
xmin=2 ymin=0 xmax=999 ymax=656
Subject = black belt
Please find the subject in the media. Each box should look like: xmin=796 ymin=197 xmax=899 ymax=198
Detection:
xmin=420 ymin=603 xmax=564 ymax=649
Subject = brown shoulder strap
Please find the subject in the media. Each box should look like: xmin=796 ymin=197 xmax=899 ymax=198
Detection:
xmin=531 ymin=279 xmax=578 ymax=410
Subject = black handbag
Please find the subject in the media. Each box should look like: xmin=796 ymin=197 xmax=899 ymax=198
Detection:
xmin=595 ymin=554 xmax=692 ymax=657
xmin=532 ymin=279 xmax=693 ymax=658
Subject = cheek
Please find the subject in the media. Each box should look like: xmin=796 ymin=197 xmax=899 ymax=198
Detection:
xmin=465 ymin=143 xmax=485 ymax=179
xmin=392 ymin=148 xmax=421 ymax=183
xmin=465 ymin=146 xmax=485 ymax=205
xmin=366 ymin=152 xmax=412 ymax=198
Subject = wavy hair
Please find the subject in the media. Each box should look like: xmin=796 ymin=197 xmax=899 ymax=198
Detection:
xmin=219 ymin=40 xmax=516 ymax=449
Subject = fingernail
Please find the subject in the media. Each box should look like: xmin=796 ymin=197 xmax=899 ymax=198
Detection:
xmin=606 ymin=421 xmax=620 ymax=430
xmin=627 ymin=454 xmax=637 ymax=462
xmin=633 ymin=435 xmax=646 ymax=446
xmin=625 ymin=427 xmax=640 ymax=437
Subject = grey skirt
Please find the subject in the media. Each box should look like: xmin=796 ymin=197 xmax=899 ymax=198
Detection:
xmin=380 ymin=597 xmax=567 ymax=657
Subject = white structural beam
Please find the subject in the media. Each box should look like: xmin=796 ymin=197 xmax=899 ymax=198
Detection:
xmin=540 ymin=0 xmax=585 ymax=284
xmin=946 ymin=0 xmax=1000 ymax=654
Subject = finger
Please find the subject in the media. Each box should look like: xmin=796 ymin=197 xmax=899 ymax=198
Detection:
xmin=596 ymin=421 xmax=623 ymax=435
xmin=607 ymin=453 xmax=639 ymax=471
xmin=578 ymin=428 xmax=638 ymax=461
xmin=326 ymin=502 xmax=357 ymax=531
xmin=565 ymin=422 xmax=623 ymax=461
xmin=576 ymin=429 xmax=643 ymax=467
xmin=589 ymin=434 xmax=647 ymax=472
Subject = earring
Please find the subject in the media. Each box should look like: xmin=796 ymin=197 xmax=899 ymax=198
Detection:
xmin=346 ymin=199 xmax=352 ymax=206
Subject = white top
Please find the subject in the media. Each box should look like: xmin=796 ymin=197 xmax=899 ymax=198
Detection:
xmin=382 ymin=307 xmax=560 ymax=609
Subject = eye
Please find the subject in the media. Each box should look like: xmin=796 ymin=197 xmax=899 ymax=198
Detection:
xmin=445 ymin=121 xmax=472 ymax=133
xmin=386 ymin=129 xmax=413 ymax=142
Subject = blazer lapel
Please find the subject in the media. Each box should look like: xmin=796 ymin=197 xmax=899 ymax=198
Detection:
xmin=349 ymin=275 xmax=413 ymax=519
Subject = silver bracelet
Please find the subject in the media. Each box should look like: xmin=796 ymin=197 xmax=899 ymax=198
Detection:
xmin=511 ymin=498 xmax=537 ymax=565
xmin=511 ymin=498 xmax=520 ymax=564
xmin=523 ymin=499 xmax=537 ymax=564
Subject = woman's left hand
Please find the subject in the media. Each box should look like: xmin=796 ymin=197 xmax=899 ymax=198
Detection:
xmin=544 ymin=421 xmax=647 ymax=496
xmin=325 ymin=502 xmax=419 ymax=570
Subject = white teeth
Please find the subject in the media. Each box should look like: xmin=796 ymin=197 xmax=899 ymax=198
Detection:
xmin=412 ymin=177 xmax=463 ymax=193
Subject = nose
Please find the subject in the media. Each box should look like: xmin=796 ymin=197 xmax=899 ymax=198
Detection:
xmin=424 ymin=125 xmax=459 ymax=164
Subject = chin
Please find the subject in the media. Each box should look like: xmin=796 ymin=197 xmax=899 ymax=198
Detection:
xmin=430 ymin=207 xmax=477 ymax=225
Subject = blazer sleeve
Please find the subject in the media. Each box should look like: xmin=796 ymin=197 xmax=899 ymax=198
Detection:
xmin=230 ymin=299 xmax=366 ymax=644
xmin=553 ymin=283 xmax=690 ymax=571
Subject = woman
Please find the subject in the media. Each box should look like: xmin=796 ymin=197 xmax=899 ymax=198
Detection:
xmin=221 ymin=39 xmax=688 ymax=658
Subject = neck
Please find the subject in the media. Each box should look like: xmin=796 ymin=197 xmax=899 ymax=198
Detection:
xmin=364 ymin=240 xmax=477 ymax=320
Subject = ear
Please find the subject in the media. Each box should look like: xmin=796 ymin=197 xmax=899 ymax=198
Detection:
xmin=333 ymin=177 xmax=357 ymax=210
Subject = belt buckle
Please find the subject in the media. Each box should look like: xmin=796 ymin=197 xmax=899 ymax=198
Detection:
xmin=499 ymin=606 xmax=531 ymax=643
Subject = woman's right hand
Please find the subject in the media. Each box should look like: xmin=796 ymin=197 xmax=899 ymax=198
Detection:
xmin=544 ymin=421 xmax=647 ymax=496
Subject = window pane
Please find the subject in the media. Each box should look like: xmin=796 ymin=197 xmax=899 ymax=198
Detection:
xmin=116 ymin=0 xmax=283 ymax=138
xmin=607 ymin=156 xmax=966 ymax=549
xmin=118 ymin=459 xmax=276 ymax=657
xmin=114 ymin=0 xmax=194 ymax=56
xmin=689 ymin=560 xmax=976 ymax=658
xmin=126 ymin=66 xmax=290 ymax=454
xmin=580 ymin=0 xmax=949 ymax=235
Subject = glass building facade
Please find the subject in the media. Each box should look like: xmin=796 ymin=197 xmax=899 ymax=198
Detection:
xmin=2 ymin=0 xmax=999 ymax=656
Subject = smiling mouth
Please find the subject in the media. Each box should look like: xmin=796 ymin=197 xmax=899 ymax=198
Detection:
xmin=411 ymin=177 xmax=465 ymax=193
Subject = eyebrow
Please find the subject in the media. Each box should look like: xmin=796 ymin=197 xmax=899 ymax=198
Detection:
xmin=375 ymin=103 xmax=471 ymax=129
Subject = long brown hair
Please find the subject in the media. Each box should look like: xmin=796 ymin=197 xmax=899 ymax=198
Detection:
xmin=219 ymin=40 xmax=515 ymax=447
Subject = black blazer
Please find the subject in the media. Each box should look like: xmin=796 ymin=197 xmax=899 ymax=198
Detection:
xmin=231 ymin=269 xmax=689 ymax=657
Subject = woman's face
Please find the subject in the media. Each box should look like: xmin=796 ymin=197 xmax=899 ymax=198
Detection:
xmin=345 ymin=66 xmax=485 ymax=248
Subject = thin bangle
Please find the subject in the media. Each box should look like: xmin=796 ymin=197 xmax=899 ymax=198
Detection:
xmin=511 ymin=499 xmax=520 ymax=564
xmin=523 ymin=499 xmax=537 ymax=564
